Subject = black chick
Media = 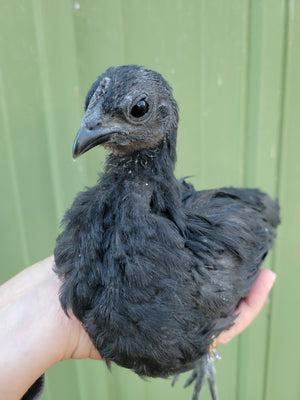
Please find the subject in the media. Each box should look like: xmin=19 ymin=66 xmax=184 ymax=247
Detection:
xmin=54 ymin=65 xmax=280 ymax=400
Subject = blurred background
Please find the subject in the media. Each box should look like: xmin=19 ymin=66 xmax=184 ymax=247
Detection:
xmin=0 ymin=1 xmax=299 ymax=399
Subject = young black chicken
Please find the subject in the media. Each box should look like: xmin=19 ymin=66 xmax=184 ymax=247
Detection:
xmin=53 ymin=65 xmax=279 ymax=400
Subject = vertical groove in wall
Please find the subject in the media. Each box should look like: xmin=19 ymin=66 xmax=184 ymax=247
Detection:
xmin=236 ymin=0 xmax=251 ymax=398
xmin=262 ymin=1 xmax=290 ymax=398
xmin=242 ymin=1 xmax=263 ymax=187
xmin=274 ymin=1 xmax=290 ymax=200
xmin=241 ymin=0 xmax=251 ymax=192
xmin=32 ymin=0 xmax=62 ymax=221
xmin=0 ymin=70 xmax=30 ymax=266
xmin=199 ymin=0 xmax=206 ymax=186
xmin=67 ymin=10 xmax=88 ymax=400
xmin=241 ymin=0 xmax=251 ymax=188
xmin=120 ymin=0 xmax=127 ymax=64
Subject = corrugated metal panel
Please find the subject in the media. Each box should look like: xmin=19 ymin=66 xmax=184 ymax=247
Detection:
xmin=0 ymin=1 xmax=299 ymax=399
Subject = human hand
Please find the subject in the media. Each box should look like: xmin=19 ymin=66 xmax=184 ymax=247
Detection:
xmin=0 ymin=257 xmax=275 ymax=400
xmin=0 ymin=256 xmax=101 ymax=400
xmin=68 ymin=267 xmax=276 ymax=353
xmin=28 ymin=256 xmax=102 ymax=362
xmin=66 ymin=268 xmax=277 ymax=356
xmin=69 ymin=268 xmax=277 ymax=352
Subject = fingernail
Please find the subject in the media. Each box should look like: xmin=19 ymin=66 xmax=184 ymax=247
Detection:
xmin=271 ymin=271 xmax=277 ymax=283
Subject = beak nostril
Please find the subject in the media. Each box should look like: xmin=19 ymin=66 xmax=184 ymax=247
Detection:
xmin=85 ymin=120 xmax=103 ymax=131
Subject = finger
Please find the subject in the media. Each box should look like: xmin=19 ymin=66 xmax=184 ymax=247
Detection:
xmin=63 ymin=312 xmax=103 ymax=361
xmin=72 ymin=327 xmax=102 ymax=360
xmin=217 ymin=269 xmax=276 ymax=345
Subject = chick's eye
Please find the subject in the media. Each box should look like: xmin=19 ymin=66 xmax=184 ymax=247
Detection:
xmin=130 ymin=99 xmax=149 ymax=118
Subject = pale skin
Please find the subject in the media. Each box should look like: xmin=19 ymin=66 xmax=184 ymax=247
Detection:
xmin=0 ymin=256 xmax=276 ymax=400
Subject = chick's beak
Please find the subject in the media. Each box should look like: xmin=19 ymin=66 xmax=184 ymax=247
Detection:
xmin=72 ymin=112 xmax=129 ymax=159
xmin=73 ymin=124 xmax=116 ymax=159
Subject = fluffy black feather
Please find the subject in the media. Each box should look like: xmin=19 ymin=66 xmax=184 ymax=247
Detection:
xmin=52 ymin=65 xmax=279 ymax=399
xmin=21 ymin=375 xmax=44 ymax=400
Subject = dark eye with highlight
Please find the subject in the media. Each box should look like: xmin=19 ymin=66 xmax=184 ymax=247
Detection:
xmin=130 ymin=99 xmax=149 ymax=118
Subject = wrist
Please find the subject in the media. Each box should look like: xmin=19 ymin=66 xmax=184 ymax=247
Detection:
xmin=0 ymin=257 xmax=69 ymax=399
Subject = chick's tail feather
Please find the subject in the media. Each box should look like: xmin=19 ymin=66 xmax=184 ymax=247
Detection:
xmin=20 ymin=374 xmax=44 ymax=400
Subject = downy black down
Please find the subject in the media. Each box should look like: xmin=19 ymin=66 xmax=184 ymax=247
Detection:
xmin=52 ymin=65 xmax=280 ymax=400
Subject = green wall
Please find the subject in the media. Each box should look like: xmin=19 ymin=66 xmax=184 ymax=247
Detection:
xmin=1 ymin=1 xmax=299 ymax=399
